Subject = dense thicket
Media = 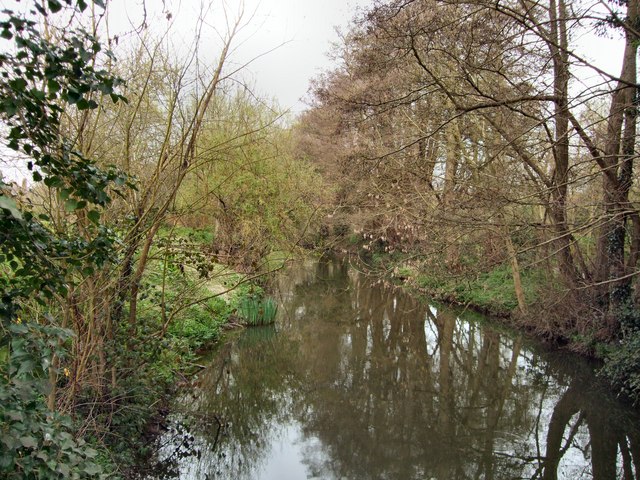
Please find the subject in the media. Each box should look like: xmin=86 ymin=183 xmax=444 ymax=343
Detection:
xmin=297 ymin=0 xmax=640 ymax=397
xmin=0 ymin=1 xmax=320 ymax=477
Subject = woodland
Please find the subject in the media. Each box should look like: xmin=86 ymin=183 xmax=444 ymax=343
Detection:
xmin=1 ymin=0 xmax=640 ymax=477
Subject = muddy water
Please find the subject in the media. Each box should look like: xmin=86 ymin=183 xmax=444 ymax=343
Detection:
xmin=144 ymin=257 xmax=640 ymax=479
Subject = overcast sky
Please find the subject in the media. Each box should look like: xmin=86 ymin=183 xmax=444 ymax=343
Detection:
xmin=108 ymin=0 xmax=623 ymax=115
xmin=235 ymin=0 xmax=372 ymax=113
xmin=0 ymin=0 xmax=626 ymax=185
xmin=105 ymin=0 xmax=372 ymax=115
xmin=0 ymin=0 xmax=627 ymax=116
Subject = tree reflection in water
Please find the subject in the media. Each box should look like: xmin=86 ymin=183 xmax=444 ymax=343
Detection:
xmin=147 ymin=257 xmax=640 ymax=480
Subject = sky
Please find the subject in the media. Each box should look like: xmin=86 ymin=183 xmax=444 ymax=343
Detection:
xmin=107 ymin=0 xmax=372 ymax=115
xmin=0 ymin=0 xmax=626 ymax=115
xmin=235 ymin=0 xmax=372 ymax=113
xmin=0 ymin=0 xmax=628 ymax=185
xmin=103 ymin=0 xmax=624 ymax=115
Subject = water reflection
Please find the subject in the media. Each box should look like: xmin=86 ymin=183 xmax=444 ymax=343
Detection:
xmin=146 ymin=257 xmax=640 ymax=479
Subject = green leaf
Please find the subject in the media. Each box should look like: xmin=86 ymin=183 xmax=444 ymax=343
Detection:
xmin=19 ymin=436 xmax=38 ymax=449
xmin=1 ymin=99 xmax=17 ymax=116
xmin=9 ymin=78 xmax=27 ymax=92
xmin=59 ymin=188 xmax=72 ymax=201
xmin=0 ymin=453 xmax=13 ymax=469
xmin=84 ymin=447 xmax=98 ymax=459
xmin=31 ymin=88 xmax=46 ymax=101
xmin=17 ymin=359 xmax=36 ymax=376
xmin=58 ymin=464 xmax=71 ymax=476
xmin=7 ymin=410 xmax=24 ymax=422
xmin=0 ymin=195 xmax=23 ymax=220
xmin=64 ymin=199 xmax=79 ymax=212
xmin=47 ymin=0 xmax=63 ymax=13
xmin=47 ymin=78 xmax=60 ymax=94
xmin=87 ymin=210 xmax=100 ymax=224
xmin=82 ymin=266 xmax=94 ymax=276
xmin=66 ymin=89 xmax=81 ymax=104
xmin=76 ymin=98 xmax=90 ymax=110
xmin=83 ymin=463 xmax=102 ymax=475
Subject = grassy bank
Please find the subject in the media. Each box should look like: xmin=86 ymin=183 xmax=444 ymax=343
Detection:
xmin=358 ymin=251 xmax=546 ymax=318
xmin=96 ymin=227 xmax=278 ymax=473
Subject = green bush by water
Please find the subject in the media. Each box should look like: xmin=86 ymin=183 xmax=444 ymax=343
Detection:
xmin=602 ymin=331 xmax=640 ymax=405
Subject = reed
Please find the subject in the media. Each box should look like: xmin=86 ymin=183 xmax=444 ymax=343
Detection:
xmin=238 ymin=296 xmax=278 ymax=326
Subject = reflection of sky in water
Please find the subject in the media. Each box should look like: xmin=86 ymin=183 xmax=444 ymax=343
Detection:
xmin=256 ymin=424 xmax=325 ymax=480
xmin=144 ymin=260 xmax=640 ymax=480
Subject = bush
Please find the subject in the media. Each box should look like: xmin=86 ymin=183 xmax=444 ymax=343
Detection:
xmin=602 ymin=331 xmax=640 ymax=405
xmin=168 ymin=297 xmax=231 ymax=348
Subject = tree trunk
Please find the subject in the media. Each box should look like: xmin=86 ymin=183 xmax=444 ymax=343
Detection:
xmin=548 ymin=0 xmax=578 ymax=289
xmin=505 ymin=228 xmax=527 ymax=314
xmin=593 ymin=0 xmax=638 ymax=330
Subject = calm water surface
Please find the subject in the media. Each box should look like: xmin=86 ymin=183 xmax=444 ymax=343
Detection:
xmin=144 ymin=258 xmax=640 ymax=479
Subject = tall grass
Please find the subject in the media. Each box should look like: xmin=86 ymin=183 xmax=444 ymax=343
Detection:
xmin=237 ymin=296 xmax=278 ymax=326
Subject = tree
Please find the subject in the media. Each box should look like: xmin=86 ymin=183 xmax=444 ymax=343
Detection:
xmin=298 ymin=0 xmax=640 ymax=339
xmin=0 ymin=0 xmax=127 ymax=477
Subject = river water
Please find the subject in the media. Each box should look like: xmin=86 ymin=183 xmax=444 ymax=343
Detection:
xmin=142 ymin=257 xmax=640 ymax=479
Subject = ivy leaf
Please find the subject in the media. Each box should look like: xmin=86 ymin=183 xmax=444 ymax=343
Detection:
xmin=47 ymin=0 xmax=63 ymax=13
xmin=19 ymin=436 xmax=38 ymax=449
xmin=59 ymin=188 xmax=72 ymax=201
xmin=87 ymin=209 xmax=100 ymax=224
xmin=83 ymin=463 xmax=102 ymax=475
xmin=83 ymin=447 xmax=98 ymax=459
xmin=64 ymin=199 xmax=78 ymax=212
xmin=0 ymin=195 xmax=23 ymax=220
xmin=47 ymin=78 xmax=60 ymax=94
xmin=9 ymin=78 xmax=27 ymax=91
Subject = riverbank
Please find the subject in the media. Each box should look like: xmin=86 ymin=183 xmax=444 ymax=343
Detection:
xmin=347 ymin=248 xmax=640 ymax=405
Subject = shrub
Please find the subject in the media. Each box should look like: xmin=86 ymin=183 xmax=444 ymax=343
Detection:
xmin=602 ymin=330 xmax=640 ymax=405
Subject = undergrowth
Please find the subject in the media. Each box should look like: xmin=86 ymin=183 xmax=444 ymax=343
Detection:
xmin=409 ymin=263 xmax=547 ymax=316
xmin=91 ymin=227 xmax=267 ymax=471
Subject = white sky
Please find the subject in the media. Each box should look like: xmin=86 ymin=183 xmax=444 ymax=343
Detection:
xmin=0 ymin=0 xmax=626 ymax=185
xmin=0 ymin=0 xmax=625 ymax=115
xmin=106 ymin=0 xmax=372 ymax=115
xmin=112 ymin=0 xmax=622 ymax=115
xmin=237 ymin=0 xmax=372 ymax=113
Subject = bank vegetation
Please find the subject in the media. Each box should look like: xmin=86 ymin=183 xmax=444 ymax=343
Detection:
xmin=0 ymin=1 xmax=321 ymax=477
xmin=295 ymin=0 xmax=640 ymax=403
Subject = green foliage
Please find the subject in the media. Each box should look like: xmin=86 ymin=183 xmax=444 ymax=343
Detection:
xmin=413 ymin=263 xmax=546 ymax=315
xmin=456 ymin=265 xmax=522 ymax=312
xmin=168 ymin=297 xmax=232 ymax=348
xmin=237 ymin=296 xmax=278 ymax=326
xmin=602 ymin=331 xmax=640 ymax=405
xmin=0 ymin=322 xmax=110 ymax=479
xmin=178 ymin=90 xmax=322 ymax=267
xmin=0 ymin=2 xmax=127 ymax=477
xmin=158 ymin=226 xmax=215 ymax=246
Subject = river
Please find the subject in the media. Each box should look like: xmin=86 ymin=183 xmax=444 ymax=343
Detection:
xmin=141 ymin=257 xmax=640 ymax=479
